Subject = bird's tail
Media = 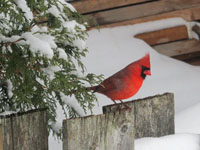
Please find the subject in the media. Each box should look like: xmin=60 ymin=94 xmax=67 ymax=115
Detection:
xmin=86 ymin=86 xmax=97 ymax=93
xmin=70 ymin=86 xmax=97 ymax=94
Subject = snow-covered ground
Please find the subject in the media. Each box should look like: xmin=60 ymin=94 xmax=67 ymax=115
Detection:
xmin=49 ymin=18 xmax=200 ymax=149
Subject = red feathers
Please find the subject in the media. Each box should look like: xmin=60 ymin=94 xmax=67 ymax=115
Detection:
xmin=90 ymin=53 xmax=151 ymax=103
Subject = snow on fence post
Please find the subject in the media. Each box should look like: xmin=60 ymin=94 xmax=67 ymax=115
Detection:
xmin=63 ymin=109 xmax=135 ymax=150
xmin=103 ymin=92 xmax=175 ymax=139
xmin=0 ymin=109 xmax=48 ymax=150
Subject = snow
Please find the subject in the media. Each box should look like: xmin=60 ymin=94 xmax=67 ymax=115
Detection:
xmin=6 ymin=80 xmax=13 ymax=98
xmin=14 ymin=0 xmax=33 ymax=21
xmin=42 ymin=66 xmax=61 ymax=81
xmin=0 ymin=35 xmax=21 ymax=43
xmin=0 ymin=111 xmax=17 ymax=116
xmin=59 ymin=0 xmax=77 ymax=12
xmin=60 ymin=92 xmax=85 ymax=116
xmin=21 ymin=32 xmax=54 ymax=59
xmin=73 ymin=38 xmax=87 ymax=50
xmin=63 ymin=20 xmax=86 ymax=33
xmin=49 ymin=17 xmax=200 ymax=149
xmin=48 ymin=5 xmax=63 ymax=21
xmin=135 ymin=134 xmax=200 ymax=150
xmin=58 ymin=48 xmax=68 ymax=60
xmin=131 ymin=17 xmax=193 ymax=38
xmin=36 ymin=78 xmax=45 ymax=87
xmin=50 ymin=120 xmax=62 ymax=134
xmin=176 ymin=102 xmax=200 ymax=134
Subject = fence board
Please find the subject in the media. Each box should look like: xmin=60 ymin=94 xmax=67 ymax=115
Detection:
xmin=0 ymin=109 xmax=48 ymax=150
xmin=103 ymin=93 xmax=174 ymax=139
xmin=135 ymin=25 xmax=188 ymax=46
xmin=63 ymin=110 xmax=135 ymax=150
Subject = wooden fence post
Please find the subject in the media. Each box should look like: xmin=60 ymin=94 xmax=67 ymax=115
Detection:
xmin=63 ymin=93 xmax=174 ymax=149
xmin=103 ymin=93 xmax=175 ymax=139
xmin=0 ymin=109 xmax=48 ymax=150
xmin=63 ymin=110 xmax=135 ymax=150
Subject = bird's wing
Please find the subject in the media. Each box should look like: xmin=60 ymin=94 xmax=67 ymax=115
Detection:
xmin=95 ymin=71 xmax=127 ymax=93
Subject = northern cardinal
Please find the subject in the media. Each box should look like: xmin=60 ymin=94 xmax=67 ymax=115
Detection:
xmin=89 ymin=53 xmax=151 ymax=107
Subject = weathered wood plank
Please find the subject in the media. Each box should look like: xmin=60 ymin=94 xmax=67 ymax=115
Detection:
xmin=153 ymin=39 xmax=200 ymax=57
xmin=188 ymin=58 xmax=200 ymax=66
xmin=0 ymin=118 xmax=13 ymax=150
xmin=135 ymin=25 xmax=188 ymax=46
xmin=0 ymin=125 xmax=2 ymax=150
xmin=71 ymin=0 xmax=153 ymax=14
xmin=173 ymin=51 xmax=200 ymax=62
xmin=90 ymin=6 xmax=200 ymax=30
xmin=63 ymin=110 xmax=135 ymax=150
xmin=192 ymin=24 xmax=200 ymax=39
xmin=167 ymin=0 xmax=200 ymax=10
xmin=85 ymin=0 xmax=200 ymax=26
xmin=86 ymin=1 xmax=169 ymax=26
xmin=0 ymin=109 xmax=48 ymax=150
xmin=103 ymin=93 xmax=174 ymax=139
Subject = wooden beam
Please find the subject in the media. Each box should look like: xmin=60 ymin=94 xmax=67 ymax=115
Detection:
xmin=173 ymin=51 xmax=200 ymax=66
xmin=135 ymin=25 xmax=188 ymax=46
xmin=103 ymin=93 xmax=175 ymax=139
xmin=167 ymin=0 xmax=200 ymax=10
xmin=153 ymin=39 xmax=200 ymax=57
xmin=85 ymin=1 xmax=169 ymax=26
xmin=187 ymin=57 xmax=200 ymax=66
xmin=71 ymin=0 xmax=153 ymax=14
xmin=173 ymin=51 xmax=200 ymax=61
xmin=85 ymin=1 xmax=200 ymax=26
xmin=89 ymin=6 xmax=200 ymax=30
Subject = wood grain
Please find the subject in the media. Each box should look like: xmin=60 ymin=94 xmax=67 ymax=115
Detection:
xmin=135 ymin=25 xmax=188 ymax=46
xmin=86 ymin=1 xmax=169 ymax=26
xmin=153 ymin=39 xmax=200 ymax=57
xmin=89 ymin=6 xmax=200 ymax=30
xmin=63 ymin=110 xmax=135 ymax=150
xmin=103 ymin=93 xmax=175 ymax=139
xmin=173 ymin=51 xmax=200 ymax=62
xmin=0 ymin=109 xmax=48 ymax=150
xmin=85 ymin=0 xmax=200 ymax=26
xmin=0 ymin=125 xmax=2 ymax=150
xmin=71 ymin=0 xmax=152 ymax=14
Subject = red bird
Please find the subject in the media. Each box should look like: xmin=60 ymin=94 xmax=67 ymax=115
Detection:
xmin=90 ymin=53 xmax=151 ymax=106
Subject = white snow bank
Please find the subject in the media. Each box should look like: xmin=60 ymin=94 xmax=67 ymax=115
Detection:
xmin=176 ymin=102 xmax=200 ymax=134
xmin=135 ymin=134 xmax=200 ymax=150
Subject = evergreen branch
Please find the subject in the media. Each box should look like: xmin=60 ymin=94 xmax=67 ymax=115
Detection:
xmin=6 ymin=38 xmax=25 ymax=46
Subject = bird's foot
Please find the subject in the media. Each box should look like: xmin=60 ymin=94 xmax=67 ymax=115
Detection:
xmin=118 ymin=100 xmax=132 ymax=112
xmin=119 ymin=103 xmax=132 ymax=112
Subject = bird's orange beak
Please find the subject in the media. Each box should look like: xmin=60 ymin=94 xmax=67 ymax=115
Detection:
xmin=144 ymin=70 xmax=151 ymax=76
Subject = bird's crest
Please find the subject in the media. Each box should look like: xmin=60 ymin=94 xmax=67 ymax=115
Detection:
xmin=138 ymin=53 xmax=150 ymax=68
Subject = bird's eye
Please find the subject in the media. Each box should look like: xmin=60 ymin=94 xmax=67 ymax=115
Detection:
xmin=141 ymin=66 xmax=150 ymax=71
